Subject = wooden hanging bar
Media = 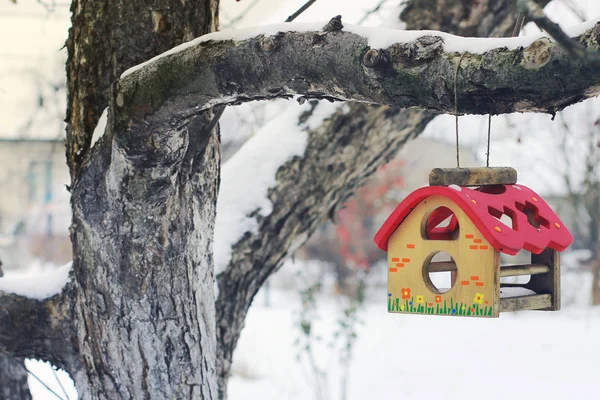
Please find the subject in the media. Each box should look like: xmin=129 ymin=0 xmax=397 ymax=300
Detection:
xmin=499 ymin=264 xmax=550 ymax=277
xmin=428 ymin=261 xmax=457 ymax=272
xmin=429 ymin=167 xmax=517 ymax=187
xmin=500 ymin=294 xmax=552 ymax=312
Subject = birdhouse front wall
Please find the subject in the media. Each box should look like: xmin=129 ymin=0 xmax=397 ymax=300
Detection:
xmin=387 ymin=195 xmax=500 ymax=318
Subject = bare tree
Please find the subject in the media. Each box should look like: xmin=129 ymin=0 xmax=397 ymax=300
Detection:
xmin=3 ymin=0 xmax=600 ymax=398
xmin=554 ymin=105 xmax=600 ymax=303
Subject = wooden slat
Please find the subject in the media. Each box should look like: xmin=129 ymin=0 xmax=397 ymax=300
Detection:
xmin=428 ymin=261 xmax=457 ymax=272
xmin=500 ymin=294 xmax=552 ymax=312
xmin=527 ymin=249 xmax=560 ymax=311
xmin=500 ymin=283 xmax=527 ymax=288
xmin=429 ymin=167 xmax=517 ymax=187
xmin=499 ymin=264 xmax=550 ymax=277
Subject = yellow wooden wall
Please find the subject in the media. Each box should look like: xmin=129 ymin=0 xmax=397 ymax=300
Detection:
xmin=387 ymin=195 xmax=500 ymax=317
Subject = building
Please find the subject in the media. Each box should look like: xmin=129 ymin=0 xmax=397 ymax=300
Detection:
xmin=0 ymin=138 xmax=71 ymax=269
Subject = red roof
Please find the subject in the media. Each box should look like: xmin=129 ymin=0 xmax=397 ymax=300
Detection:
xmin=374 ymin=184 xmax=573 ymax=255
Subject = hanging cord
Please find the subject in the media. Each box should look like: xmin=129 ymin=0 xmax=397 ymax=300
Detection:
xmin=485 ymin=12 xmax=525 ymax=167
xmin=486 ymin=114 xmax=492 ymax=166
xmin=454 ymin=52 xmax=467 ymax=168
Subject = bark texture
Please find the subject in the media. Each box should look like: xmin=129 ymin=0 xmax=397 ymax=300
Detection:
xmin=2 ymin=0 xmax=595 ymax=399
xmin=0 ymin=292 xmax=72 ymax=367
xmin=0 ymin=355 xmax=31 ymax=400
xmin=64 ymin=0 xmax=221 ymax=398
xmin=214 ymin=0 xmax=548 ymax=397
xmin=69 ymin=111 xmax=220 ymax=399
xmin=116 ymin=17 xmax=600 ymax=121
xmin=66 ymin=0 xmax=219 ymax=179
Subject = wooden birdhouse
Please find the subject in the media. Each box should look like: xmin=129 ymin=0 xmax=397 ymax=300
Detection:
xmin=374 ymin=167 xmax=573 ymax=318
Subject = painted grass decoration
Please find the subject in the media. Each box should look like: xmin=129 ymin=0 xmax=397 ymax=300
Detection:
xmin=387 ymin=296 xmax=493 ymax=317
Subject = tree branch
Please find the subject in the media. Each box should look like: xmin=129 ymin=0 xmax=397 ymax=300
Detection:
xmin=115 ymin=18 xmax=600 ymax=138
xmin=517 ymin=0 xmax=600 ymax=65
xmin=213 ymin=2 xmax=557 ymax=396
xmin=0 ymin=292 xmax=74 ymax=370
xmin=215 ymin=105 xmax=435 ymax=397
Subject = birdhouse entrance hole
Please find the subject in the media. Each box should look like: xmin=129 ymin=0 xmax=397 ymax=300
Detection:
xmin=423 ymin=251 xmax=457 ymax=294
xmin=422 ymin=206 xmax=459 ymax=240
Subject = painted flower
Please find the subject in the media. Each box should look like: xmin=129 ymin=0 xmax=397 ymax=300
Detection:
xmin=416 ymin=295 xmax=424 ymax=304
xmin=473 ymin=293 xmax=484 ymax=304
xmin=428 ymin=302 xmax=433 ymax=307
xmin=470 ymin=307 xmax=475 ymax=313
xmin=388 ymin=293 xmax=392 ymax=297
xmin=461 ymin=305 xmax=467 ymax=311
xmin=435 ymin=295 xmax=442 ymax=303
xmin=451 ymin=308 xmax=457 ymax=314
xmin=401 ymin=288 xmax=411 ymax=299
xmin=400 ymin=305 xmax=406 ymax=311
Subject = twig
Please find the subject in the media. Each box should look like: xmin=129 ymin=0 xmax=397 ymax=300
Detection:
xmin=24 ymin=364 xmax=65 ymax=400
xmin=285 ymin=0 xmax=318 ymax=23
xmin=486 ymin=114 xmax=491 ymax=167
xmin=517 ymin=0 xmax=600 ymax=66
xmin=357 ymin=0 xmax=390 ymax=25
xmin=52 ymin=367 xmax=71 ymax=400
xmin=511 ymin=13 xmax=525 ymax=37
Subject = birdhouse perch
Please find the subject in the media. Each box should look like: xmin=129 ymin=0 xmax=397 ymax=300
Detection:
xmin=374 ymin=167 xmax=573 ymax=318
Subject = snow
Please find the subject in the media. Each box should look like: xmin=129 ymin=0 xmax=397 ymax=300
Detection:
xmin=26 ymin=359 xmax=77 ymax=400
xmin=346 ymin=17 xmax=600 ymax=52
xmin=500 ymin=286 xmax=537 ymax=297
xmin=18 ymin=256 xmax=599 ymax=399
xmin=227 ymin=265 xmax=600 ymax=400
xmin=91 ymin=108 xmax=108 ymax=148
xmin=214 ymin=101 xmax=338 ymax=274
xmin=121 ymin=17 xmax=600 ymax=78
xmin=0 ymin=260 xmax=71 ymax=300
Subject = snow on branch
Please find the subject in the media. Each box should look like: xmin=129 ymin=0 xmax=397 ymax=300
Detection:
xmin=518 ymin=0 xmax=600 ymax=66
xmin=0 ymin=262 xmax=72 ymax=300
xmin=214 ymin=101 xmax=339 ymax=274
xmin=114 ymin=16 xmax=600 ymax=135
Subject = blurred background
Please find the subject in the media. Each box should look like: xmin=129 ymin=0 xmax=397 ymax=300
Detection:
xmin=0 ymin=0 xmax=599 ymax=399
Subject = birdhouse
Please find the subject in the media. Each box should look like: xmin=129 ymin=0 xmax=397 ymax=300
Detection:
xmin=374 ymin=167 xmax=573 ymax=318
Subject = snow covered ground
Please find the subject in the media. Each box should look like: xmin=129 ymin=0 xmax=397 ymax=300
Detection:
xmin=229 ymin=284 xmax=600 ymax=400
xmin=12 ymin=256 xmax=598 ymax=399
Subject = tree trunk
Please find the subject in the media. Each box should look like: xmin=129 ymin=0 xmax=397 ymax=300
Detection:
xmin=0 ymin=355 xmax=31 ymax=400
xmin=68 ymin=114 xmax=220 ymax=399
xmin=64 ymin=0 xmax=221 ymax=397
xmin=0 ymin=0 xmax=590 ymax=398
xmin=66 ymin=0 xmax=219 ymax=180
